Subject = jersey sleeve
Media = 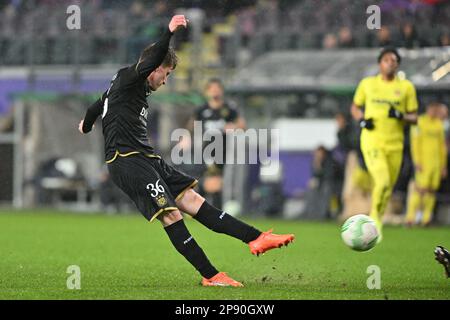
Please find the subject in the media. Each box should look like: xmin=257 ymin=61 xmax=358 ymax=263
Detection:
xmin=405 ymin=81 xmax=418 ymax=113
xmin=136 ymin=28 xmax=173 ymax=78
xmin=120 ymin=28 xmax=173 ymax=87
xmin=82 ymin=91 xmax=107 ymax=133
xmin=353 ymin=79 xmax=366 ymax=107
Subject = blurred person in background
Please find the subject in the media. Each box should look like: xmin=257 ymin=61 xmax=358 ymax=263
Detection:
xmin=322 ymin=33 xmax=338 ymax=50
xmin=442 ymin=104 xmax=450 ymax=195
xmin=351 ymin=48 xmax=418 ymax=241
xmin=303 ymin=146 xmax=340 ymax=219
xmin=438 ymin=32 xmax=450 ymax=46
xmin=338 ymin=27 xmax=355 ymax=48
xmin=406 ymin=103 xmax=448 ymax=226
xmin=399 ymin=22 xmax=423 ymax=48
xmin=375 ymin=26 xmax=393 ymax=47
xmin=335 ymin=112 xmax=357 ymax=157
xmin=190 ymin=78 xmax=246 ymax=209
xmin=333 ymin=112 xmax=358 ymax=214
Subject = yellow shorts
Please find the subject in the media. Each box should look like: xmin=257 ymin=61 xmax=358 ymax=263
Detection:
xmin=361 ymin=146 xmax=403 ymax=190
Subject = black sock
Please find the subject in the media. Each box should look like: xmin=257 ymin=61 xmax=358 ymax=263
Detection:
xmin=194 ymin=201 xmax=262 ymax=243
xmin=164 ymin=219 xmax=218 ymax=279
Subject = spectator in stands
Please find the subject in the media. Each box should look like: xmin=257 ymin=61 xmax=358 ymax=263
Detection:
xmin=129 ymin=1 xmax=147 ymax=20
xmin=153 ymin=0 xmax=170 ymax=19
xmin=256 ymin=0 xmax=279 ymax=34
xmin=237 ymin=5 xmax=257 ymax=47
xmin=140 ymin=1 xmax=167 ymax=38
xmin=399 ymin=23 xmax=422 ymax=48
xmin=0 ymin=3 xmax=16 ymax=37
xmin=439 ymin=32 xmax=450 ymax=46
xmin=2 ymin=0 xmax=450 ymax=65
xmin=322 ymin=33 xmax=338 ymax=50
xmin=375 ymin=26 xmax=393 ymax=47
xmin=338 ymin=27 xmax=355 ymax=48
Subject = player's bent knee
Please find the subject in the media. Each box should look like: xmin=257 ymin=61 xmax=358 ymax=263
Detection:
xmin=181 ymin=188 xmax=204 ymax=203
xmin=190 ymin=189 xmax=205 ymax=206
xmin=158 ymin=209 xmax=183 ymax=227
xmin=176 ymin=189 xmax=205 ymax=215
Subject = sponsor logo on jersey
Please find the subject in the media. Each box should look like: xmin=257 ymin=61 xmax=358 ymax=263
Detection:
xmin=140 ymin=107 xmax=149 ymax=119
xmin=372 ymin=99 xmax=400 ymax=107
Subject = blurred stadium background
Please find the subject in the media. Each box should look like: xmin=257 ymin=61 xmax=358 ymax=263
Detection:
xmin=0 ymin=0 xmax=449 ymax=226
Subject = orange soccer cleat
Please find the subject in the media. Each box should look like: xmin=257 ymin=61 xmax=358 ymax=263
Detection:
xmin=201 ymin=272 xmax=244 ymax=287
xmin=248 ymin=229 xmax=295 ymax=256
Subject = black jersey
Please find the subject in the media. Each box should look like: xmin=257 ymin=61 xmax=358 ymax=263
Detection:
xmin=100 ymin=65 xmax=154 ymax=161
xmin=194 ymin=102 xmax=239 ymax=132
xmin=194 ymin=102 xmax=240 ymax=166
xmin=82 ymin=28 xmax=173 ymax=163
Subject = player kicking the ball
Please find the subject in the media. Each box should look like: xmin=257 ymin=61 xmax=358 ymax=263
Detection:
xmin=78 ymin=15 xmax=294 ymax=287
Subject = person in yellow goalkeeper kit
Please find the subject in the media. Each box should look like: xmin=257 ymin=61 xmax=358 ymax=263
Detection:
xmin=406 ymin=102 xmax=448 ymax=226
xmin=351 ymin=48 xmax=418 ymax=241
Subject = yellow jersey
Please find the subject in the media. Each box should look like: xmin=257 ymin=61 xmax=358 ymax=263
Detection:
xmin=411 ymin=114 xmax=447 ymax=170
xmin=353 ymin=74 xmax=418 ymax=151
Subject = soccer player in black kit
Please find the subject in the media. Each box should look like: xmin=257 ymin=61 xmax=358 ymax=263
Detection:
xmin=191 ymin=78 xmax=247 ymax=208
xmin=78 ymin=15 xmax=294 ymax=287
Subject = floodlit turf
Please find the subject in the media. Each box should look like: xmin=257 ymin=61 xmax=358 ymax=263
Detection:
xmin=0 ymin=210 xmax=449 ymax=300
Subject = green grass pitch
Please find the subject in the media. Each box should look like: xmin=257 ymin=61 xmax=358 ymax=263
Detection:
xmin=0 ymin=210 xmax=449 ymax=300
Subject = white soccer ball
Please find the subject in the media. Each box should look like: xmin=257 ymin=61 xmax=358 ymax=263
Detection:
xmin=341 ymin=214 xmax=379 ymax=252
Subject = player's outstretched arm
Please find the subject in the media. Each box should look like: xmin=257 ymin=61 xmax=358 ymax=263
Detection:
xmin=78 ymin=91 xmax=107 ymax=134
xmin=135 ymin=15 xmax=187 ymax=79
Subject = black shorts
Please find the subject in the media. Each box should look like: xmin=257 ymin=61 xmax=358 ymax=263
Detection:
xmin=108 ymin=154 xmax=198 ymax=221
